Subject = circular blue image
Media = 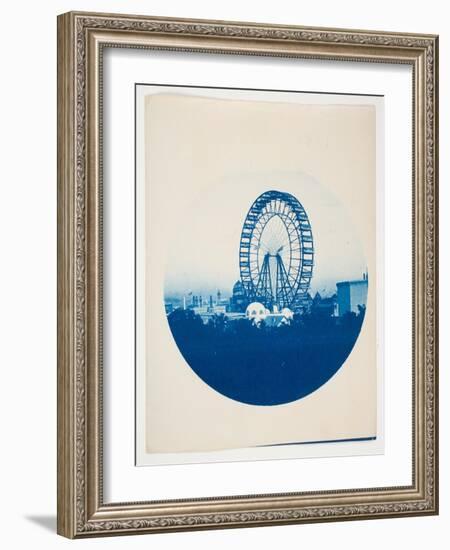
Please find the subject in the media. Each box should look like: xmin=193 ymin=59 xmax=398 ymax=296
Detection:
xmin=165 ymin=187 xmax=368 ymax=406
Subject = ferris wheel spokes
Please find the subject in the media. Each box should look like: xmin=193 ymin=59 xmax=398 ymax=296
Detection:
xmin=239 ymin=190 xmax=314 ymax=312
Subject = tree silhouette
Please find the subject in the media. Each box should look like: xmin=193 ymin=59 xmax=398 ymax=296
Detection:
xmin=167 ymin=307 xmax=366 ymax=406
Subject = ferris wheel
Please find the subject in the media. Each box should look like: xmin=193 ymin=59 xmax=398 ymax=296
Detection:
xmin=239 ymin=190 xmax=314 ymax=311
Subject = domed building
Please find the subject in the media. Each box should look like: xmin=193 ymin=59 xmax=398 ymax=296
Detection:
xmin=245 ymin=302 xmax=268 ymax=324
xmin=229 ymin=280 xmax=247 ymax=312
xmin=245 ymin=303 xmax=295 ymax=327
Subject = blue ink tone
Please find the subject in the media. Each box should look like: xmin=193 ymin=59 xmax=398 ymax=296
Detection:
xmin=165 ymin=190 xmax=369 ymax=406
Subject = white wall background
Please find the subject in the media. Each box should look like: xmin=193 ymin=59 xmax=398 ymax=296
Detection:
xmin=0 ymin=0 xmax=446 ymax=547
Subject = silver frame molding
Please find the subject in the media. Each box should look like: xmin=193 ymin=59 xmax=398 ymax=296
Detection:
xmin=57 ymin=11 xmax=439 ymax=538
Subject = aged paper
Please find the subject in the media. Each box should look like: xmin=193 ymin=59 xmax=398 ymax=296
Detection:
xmin=139 ymin=90 xmax=379 ymax=459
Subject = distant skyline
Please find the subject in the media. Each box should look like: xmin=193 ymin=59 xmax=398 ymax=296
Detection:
xmin=164 ymin=172 xmax=368 ymax=300
xmin=164 ymin=274 xmax=365 ymax=302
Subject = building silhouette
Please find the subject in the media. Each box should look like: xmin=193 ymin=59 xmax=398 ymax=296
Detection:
xmin=336 ymin=277 xmax=368 ymax=316
xmin=311 ymin=292 xmax=338 ymax=317
xmin=229 ymin=280 xmax=247 ymax=312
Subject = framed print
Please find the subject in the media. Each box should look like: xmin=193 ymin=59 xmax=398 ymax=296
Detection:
xmin=57 ymin=11 xmax=439 ymax=538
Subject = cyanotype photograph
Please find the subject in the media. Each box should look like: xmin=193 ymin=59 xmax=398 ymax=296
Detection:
xmin=135 ymin=86 xmax=382 ymax=465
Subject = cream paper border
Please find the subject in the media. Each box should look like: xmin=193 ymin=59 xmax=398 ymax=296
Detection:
xmin=136 ymin=85 xmax=384 ymax=466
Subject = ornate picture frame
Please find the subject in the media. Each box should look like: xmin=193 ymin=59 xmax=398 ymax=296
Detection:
xmin=57 ymin=11 xmax=438 ymax=538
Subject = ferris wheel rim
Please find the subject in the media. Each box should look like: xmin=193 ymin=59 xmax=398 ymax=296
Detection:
xmin=239 ymin=190 xmax=314 ymax=311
